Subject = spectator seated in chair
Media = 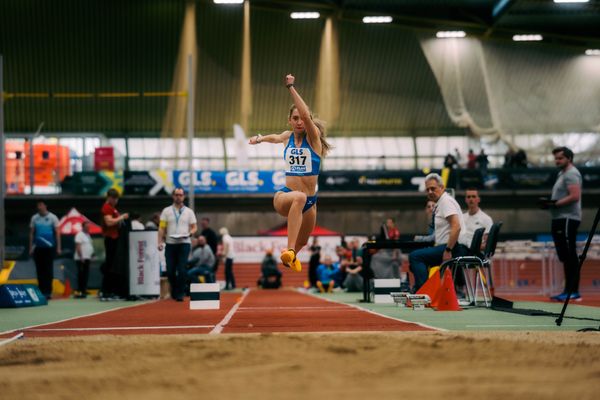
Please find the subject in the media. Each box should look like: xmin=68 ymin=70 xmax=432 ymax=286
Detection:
xmin=408 ymin=173 xmax=470 ymax=292
xmin=370 ymin=223 xmax=402 ymax=279
xmin=316 ymin=255 xmax=340 ymax=293
xmin=257 ymin=250 xmax=282 ymax=289
xmin=338 ymin=239 xmax=363 ymax=292
xmin=187 ymin=235 xmax=216 ymax=284
xmin=341 ymin=255 xmax=363 ymax=292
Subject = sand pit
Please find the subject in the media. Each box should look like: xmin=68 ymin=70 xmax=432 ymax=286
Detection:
xmin=1 ymin=331 xmax=599 ymax=399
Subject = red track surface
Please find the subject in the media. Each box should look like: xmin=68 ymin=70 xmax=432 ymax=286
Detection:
xmin=6 ymin=289 xmax=432 ymax=338
xmin=224 ymin=289 xmax=431 ymax=333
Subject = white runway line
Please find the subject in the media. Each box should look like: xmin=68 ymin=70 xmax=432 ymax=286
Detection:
xmin=299 ymin=289 xmax=446 ymax=332
xmin=238 ymin=309 xmax=362 ymax=313
xmin=0 ymin=299 xmax=157 ymax=336
xmin=27 ymin=325 xmax=215 ymax=332
xmin=238 ymin=308 xmax=362 ymax=313
xmin=209 ymin=288 xmax=251 ymax=335
xmin=239 ymin=306 xmax=352 ymax=310
xmin=0 ymin=332 xmax=24 ymax=347
xmin=466 ymin=324 xmax=593 ymax=328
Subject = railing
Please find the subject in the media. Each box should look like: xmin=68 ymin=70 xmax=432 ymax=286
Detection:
xmin=493 ymin=241 xmax=600 ymax=295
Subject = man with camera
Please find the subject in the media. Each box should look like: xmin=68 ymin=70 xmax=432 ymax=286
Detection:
xmin=540 ymin=147 xmax=583 ymax=302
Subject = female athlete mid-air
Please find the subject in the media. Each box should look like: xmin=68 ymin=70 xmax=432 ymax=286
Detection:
xmin=249 ymin=74 xmax=331 ymax=272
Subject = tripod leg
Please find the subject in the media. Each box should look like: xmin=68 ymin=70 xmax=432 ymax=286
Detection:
xmin=556 ymin=207 xmax=600 ymax=326
xmin=360 ymin=248 xmax=372 ymax=303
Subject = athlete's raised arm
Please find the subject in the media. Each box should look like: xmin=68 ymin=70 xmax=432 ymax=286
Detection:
xmin=248 ymin=130 xmax=292 ymax=145
xmin=285 ymin=74 xmax=322 ymax=154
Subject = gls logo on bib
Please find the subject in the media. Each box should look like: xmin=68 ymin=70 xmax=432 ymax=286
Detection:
xmin=285 ymin=148 xmax=312 ymax=173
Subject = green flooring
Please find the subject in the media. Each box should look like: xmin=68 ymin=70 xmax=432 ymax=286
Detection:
xmin=0 ymin=298 xmax=148 ymax=334
xmin=316 ymin=292 xmax=600 ymax=331
xmin=3 ymin=291 xmax=599 ymax=334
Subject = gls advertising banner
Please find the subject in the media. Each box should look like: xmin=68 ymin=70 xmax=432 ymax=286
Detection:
xmin=64 ymin=170 xmax=287 ymax=195
xmin=62 ymin=167 xmax=600 ymax=195
xmin=172 ymin=170 xmax=286 ymax=194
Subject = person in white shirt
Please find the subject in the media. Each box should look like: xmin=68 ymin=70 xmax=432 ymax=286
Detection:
xmin=462 ymin=188 xmax=494 ymax=250
xmin=219 ymin=227 xmax=236 ymax=290
xmin=130 ymin=213 xmax=145 ymax=231
xmin=408 ymin=173 xmax=469 ymax=291
xmin=158 ymin=188 xmax=197 ymax=301
xmin=74 ymin=221 xmax=94 ymax=298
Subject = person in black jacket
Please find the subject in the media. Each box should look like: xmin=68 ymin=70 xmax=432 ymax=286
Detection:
xmin=257 ymin=250 xmax=282 ymax=289
xmin=308 ymin=241 xmax=321 ymax=288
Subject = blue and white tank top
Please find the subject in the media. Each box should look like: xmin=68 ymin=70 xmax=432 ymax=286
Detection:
xmin=283 ymin=134 xmax=321 ymax=176
xmin=30 ymin=212 xmax=59 ymax=248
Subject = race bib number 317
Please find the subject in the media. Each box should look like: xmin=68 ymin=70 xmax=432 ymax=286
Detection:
xmin=285 ymin=147 xmax=312 ymax=174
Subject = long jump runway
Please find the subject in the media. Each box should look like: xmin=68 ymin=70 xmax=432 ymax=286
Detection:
xmin=4 ymin=289 xmax=433 ymax=338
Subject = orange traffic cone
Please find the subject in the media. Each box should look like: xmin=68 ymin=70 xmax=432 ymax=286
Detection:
xmin=63 ymin=278 xmax=72 ymax=298
xmin=417 ymin=269 xmax=442 ymax=308
xmin=436 ymin=271 xmax=461 ymax=311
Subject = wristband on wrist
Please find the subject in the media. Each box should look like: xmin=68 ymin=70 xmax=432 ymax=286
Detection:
xmin=256 ymin=134 xmax=262 ymax=143
xmin=286 ymin=83 xmax=294 ymax=89
xmin=445 ymin=246 xmax=453 ymax=253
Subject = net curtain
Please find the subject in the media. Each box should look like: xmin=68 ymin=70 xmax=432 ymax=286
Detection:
xmin=419 ymin=36 xmax=600 ymax=157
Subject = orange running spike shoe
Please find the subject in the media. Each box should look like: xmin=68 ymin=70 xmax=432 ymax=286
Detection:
xmin=280 ymin=248 xmax=302 ymax=272
xmin=291 ymin=257 xmax=302 ymax=273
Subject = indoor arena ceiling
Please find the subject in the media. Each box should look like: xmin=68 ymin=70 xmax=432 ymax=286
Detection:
xmin=1 ymin=0 xmax=599 ymax=136
xmin=253 ymin=0 xmax=600 ymax=44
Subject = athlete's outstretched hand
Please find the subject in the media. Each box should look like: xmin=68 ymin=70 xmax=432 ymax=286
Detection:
xmin=285 ymin=74 xmax=295 ymax=87
xmin=248 ymin=135 xmax=260 ymax=145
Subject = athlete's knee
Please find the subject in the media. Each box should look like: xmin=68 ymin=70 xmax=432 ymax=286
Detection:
xmin=292 ymin=192 xmax=307 ymax=206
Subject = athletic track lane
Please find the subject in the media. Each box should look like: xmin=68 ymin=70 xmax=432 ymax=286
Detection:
xmin=1 ymin=289 xmax=433 ymax=338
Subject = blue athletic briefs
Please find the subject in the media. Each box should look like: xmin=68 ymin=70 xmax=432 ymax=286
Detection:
xmin=278 ymin=187 xmax=317 ymax=213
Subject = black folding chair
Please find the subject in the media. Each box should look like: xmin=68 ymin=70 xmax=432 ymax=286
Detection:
xmin=480 ymin=221 xmax=503 ymax=296
xmin=442 ymin=227 xmax=485 ymax=305
xmin=441 ymin=224 xmax=504 ymax=307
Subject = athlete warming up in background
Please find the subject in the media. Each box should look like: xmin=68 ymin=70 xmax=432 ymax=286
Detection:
xmin=249 ymin=74 xmax=332 ymax=272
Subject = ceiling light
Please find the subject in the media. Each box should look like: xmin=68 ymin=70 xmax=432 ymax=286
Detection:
xmin=290 ymin=12 xmax=320 ymax=19
xmin=585 ymin=49 xmax=600 ymax=56
xmin=213 ymin=0 xmax=244 ymax=4
xmin=512 ymin=34 xmax=543 ymax=41
xmin=553 ymin=0 xmax=589 ymax=3
xmin=362 ymin=16 xmax=393 ymax=24
xmin=436 ymin=31 xmax=466 ymax=39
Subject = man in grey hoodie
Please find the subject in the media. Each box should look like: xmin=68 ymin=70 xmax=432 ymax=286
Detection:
xmin=187 ymin=235 xmax=216 ymax=284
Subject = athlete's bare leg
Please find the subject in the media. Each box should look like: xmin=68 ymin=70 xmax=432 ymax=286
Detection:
xmin=294 ymin=206 xmax=316 ymax=254
xmin=274 ymin=191 xmax=308 ymax=271
xmin=286 ymin=206 xmax=317 ymax=272
xmin=274 ymin=191 xmax=307 ymax=249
